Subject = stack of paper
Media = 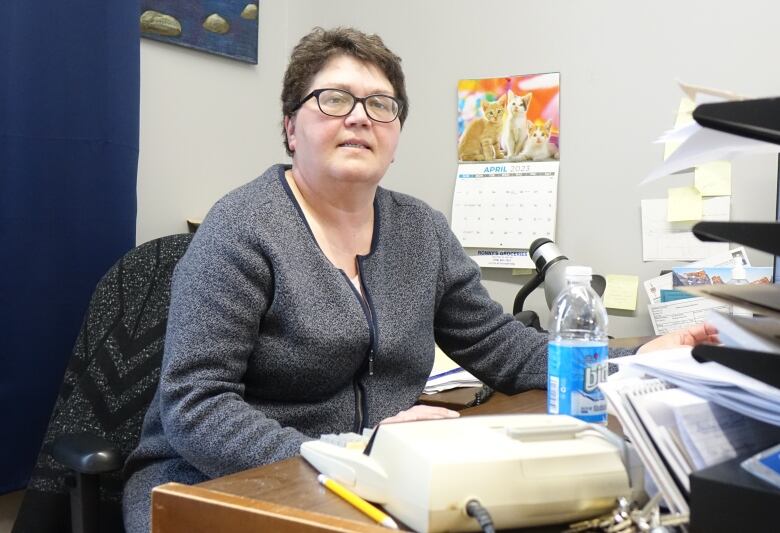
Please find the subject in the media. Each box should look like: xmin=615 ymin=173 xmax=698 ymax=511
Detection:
xmin=706 ymin=311 xmax=780 ymax=353
xmin=423 ymin=368 xmax=481 ymax=394
xmin=601 ymin=377 xmax=779 ymax=512
xmin=612 ymin=347 xmax=780 ymax=426
xmin=422 ymin=345 xmax=481 ymax=394
xmin=600 ymin=378 xmax=689 ymax=514
xmin=642 ymin=82 xmax=780 ymax=186
xmin=643 ymin=247 xmax=752 ymax=335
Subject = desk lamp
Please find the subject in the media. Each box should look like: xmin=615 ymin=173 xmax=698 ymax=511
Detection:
xmin=513 ymin=238 xmax=606 ymax=331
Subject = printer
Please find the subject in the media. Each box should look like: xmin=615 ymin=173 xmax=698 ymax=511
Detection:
xmin=301 ymin=414 xmax=641 ymax=532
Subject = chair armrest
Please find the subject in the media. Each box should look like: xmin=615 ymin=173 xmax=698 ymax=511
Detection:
xmin=51 ymin=433 xmax=123 ymax=474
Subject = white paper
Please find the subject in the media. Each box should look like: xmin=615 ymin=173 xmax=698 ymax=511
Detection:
xmin=643 ymin=125 xmax=780 ymax=185
xmin=627 ymin=386 xmax=696 ymax=492
xmin=613 ymin=347 xmax=780 ymax=426
xmin=641 ymin=197 xmax=730 ymax=261
xmin=705 ymin=311 xmax=780 ymax=354
xmin=423 ymin=368 xmax=481 ymax=394
xmin=647 ymin=297 xmax=728 ymax=335
xmin=465 ymin=247 xmax=533 ymax=269
xmin=644 ymin=273 xmax=674 ymax=305
xmin=423 ymin=346 xmax=481 ymax=394
xmin=600 ymin=378 xmax=689 ymax=513
xmin=675 ymin=400 xmax=775 ymax=470
xmin=451 ymin=162 xmax=558 ymax=251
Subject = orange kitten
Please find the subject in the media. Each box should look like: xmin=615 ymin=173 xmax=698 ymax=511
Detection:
xmin=518 ymin=119 xmax=559 ymax=161
xmin=458 ymin=94 xmax=507 ymax=161
xmin=501 ymin=90 xmax=532 ymax=159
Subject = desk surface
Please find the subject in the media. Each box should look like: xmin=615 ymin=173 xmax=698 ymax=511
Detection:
xmin=152 ymin=388 xmax=624 ymax=532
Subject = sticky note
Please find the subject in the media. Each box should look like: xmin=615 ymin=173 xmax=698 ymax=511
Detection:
xmin=667 ymin=186 xmax=702 ymax=221
xmin=432 ymin=344 xmax=459 ymax=374
xmin=512 ymin=268 xmax=535 ymax=276
xmin=694 ymin=161 xmax=731 ymax=196
xmin=603 ymin=275 xmax=639 ymax=311
xmin=675 ymin=97 xmax=696 ymax=127
xmin=664 ymin=141 xmax=680 ymax=160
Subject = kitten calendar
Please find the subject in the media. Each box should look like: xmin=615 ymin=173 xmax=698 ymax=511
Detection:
xmin=452 ymin=72 xmax=560 ymax=268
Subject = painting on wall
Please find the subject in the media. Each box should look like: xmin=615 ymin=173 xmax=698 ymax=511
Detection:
xmin=140 ymin=1 xmax=259 ymax=64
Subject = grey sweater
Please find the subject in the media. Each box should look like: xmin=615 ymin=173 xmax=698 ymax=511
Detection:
xmin=123 ymin=164 xmax=632 ymax=531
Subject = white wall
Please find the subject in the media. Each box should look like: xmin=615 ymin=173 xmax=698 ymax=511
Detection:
xmin=137 ymin=0 xmax=779 ymax=337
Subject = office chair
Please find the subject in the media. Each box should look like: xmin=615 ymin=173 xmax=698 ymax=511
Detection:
xmin=12 ymin=233 xmax=193 ymax=533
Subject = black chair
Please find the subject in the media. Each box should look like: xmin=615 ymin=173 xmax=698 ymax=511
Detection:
xmin=12 ymin=233 xmax=193 ymax=533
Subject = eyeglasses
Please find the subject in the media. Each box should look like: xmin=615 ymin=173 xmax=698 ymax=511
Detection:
xmin=293 ymin=88 xmax=401 ymax=123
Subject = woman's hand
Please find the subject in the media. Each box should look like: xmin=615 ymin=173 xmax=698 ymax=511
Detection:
xmin=636 ymin=322 xmax=719 ymax=354
xmin=379 ymin=405 xmax=460 ymax=425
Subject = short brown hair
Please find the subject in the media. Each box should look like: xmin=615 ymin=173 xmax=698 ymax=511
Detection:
xmin=281 ymin=27 xmax=409 ymax=156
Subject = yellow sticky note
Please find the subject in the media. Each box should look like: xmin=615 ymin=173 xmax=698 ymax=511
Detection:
xmin=667 ymin=186 xmax=702 ymax=221
xmin=664 ymin=141 xmax=680 ymax=160
xmin=694 ymin=161 xmax=731 ymax=196
xmin=664 ymin=98 xmax=695 ymax=160
xmin=512 ymin=268 xmax=535 ymax=276
xmin=603 ymin=275 xmax=639 ymax=311
xmin=675 ymin=97 xmax=696 ymax=127
xmin=432 ymin=344 xmax=459 ymax=374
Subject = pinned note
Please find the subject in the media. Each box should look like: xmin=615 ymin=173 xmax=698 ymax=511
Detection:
xmin=694 ymin=161 xmax=731 ymax=196
xmin=603 ymin=275 xmax=639 ymax=311
xmin=667 ymin=186 xmax=702 ymax=221
xmin=675 ymin=97 xmax=696 ymax=125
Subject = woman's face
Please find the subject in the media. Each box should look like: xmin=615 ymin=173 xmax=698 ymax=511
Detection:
xmin=285 ymin=55 xmax=401 ymax=188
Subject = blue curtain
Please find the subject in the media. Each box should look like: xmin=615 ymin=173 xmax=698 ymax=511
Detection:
xmin=0 ymin=1 xmax=139 ymax=493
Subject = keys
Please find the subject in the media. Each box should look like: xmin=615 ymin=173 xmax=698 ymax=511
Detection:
xmin=564 ymin=494 xmax=689 ymax=533
xmin=564 ymin=498 xmax=632 ymax=532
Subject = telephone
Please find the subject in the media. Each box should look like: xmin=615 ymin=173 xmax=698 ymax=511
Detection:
xmin=301 ymin=414 xmax=643 ymax=533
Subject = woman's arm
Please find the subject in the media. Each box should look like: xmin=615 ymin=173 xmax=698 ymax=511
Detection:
xmin=158 ymin=199 xmax=311 ymax=479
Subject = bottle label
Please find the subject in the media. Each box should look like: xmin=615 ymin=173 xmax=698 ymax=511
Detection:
xmin=547 ymin=341 xmax=608 ymax=423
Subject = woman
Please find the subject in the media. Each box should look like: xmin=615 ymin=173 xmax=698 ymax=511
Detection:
xmin=122 ymin=27 xmax=716 ymax=532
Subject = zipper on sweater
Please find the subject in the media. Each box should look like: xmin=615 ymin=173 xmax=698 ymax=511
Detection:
xmin=355 ymin=256 xmax=378 ymax=378
xmin=352 ymin=380 xmax=364 ymax=433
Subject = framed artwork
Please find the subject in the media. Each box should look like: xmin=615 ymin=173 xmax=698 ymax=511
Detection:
xmin=141 ymin=1 xmax=259 ymax=64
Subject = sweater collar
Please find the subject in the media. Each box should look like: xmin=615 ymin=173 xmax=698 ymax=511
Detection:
xmin=275 ymin=165 xmax=381 ymax=259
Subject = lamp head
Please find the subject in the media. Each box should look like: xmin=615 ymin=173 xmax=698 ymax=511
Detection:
xmin=529 ymin=238 xmax=606 ymax=309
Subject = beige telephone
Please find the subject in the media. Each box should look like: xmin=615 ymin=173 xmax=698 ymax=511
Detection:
xmin=301 ymin=414 xmax=643 ymax=533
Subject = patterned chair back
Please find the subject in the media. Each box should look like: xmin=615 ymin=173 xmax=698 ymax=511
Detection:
xmin=12 ymin=233 xmax=193 ymax=533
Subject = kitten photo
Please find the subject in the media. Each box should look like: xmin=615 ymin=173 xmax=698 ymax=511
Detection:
xmin=458 ymin=94 xmax=507 ymax=161
xmin=501 ymin=90 xmax=533 ymax=160
xmin=518 ymin=119 xmax=559 ymax=161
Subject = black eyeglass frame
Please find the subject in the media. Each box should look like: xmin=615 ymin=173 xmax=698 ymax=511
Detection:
xmin=292 ymin=88 xmax=402 ymax=123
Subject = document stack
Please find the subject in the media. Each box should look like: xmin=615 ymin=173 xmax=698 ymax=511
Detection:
xmin=602 ymin=345 xmax=780 ymax=530
xmin=423 ymin=346 xmax=481 ymax=394
xmin=637 ymin=86 xmax=780 ymax=530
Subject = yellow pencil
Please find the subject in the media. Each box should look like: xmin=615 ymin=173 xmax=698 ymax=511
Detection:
xmin=317 ymin=474 xmax=399 ymax=530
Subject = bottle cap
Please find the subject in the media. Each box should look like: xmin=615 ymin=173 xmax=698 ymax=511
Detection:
xmin=565 ymin=265 xmax=592 ymax=278
xmin=731 ymin=262 xmax=747 ymax=280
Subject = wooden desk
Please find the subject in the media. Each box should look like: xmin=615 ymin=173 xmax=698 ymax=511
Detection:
xmin=151 ymin=389 xmax=623 ymax=532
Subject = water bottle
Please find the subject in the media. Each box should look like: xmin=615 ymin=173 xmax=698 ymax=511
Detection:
xmin=728 ymin=263 xmax=750 ymax=316
xmin=547 ymin=265 xmax=609 ymax=424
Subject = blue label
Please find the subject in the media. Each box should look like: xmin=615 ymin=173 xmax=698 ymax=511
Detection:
xmin=548 ymin=341 xmax=608 ymax=424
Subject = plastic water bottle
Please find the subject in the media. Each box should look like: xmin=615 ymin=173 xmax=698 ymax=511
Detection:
xmin=728 ymin=263 xmax=750 ymax=316
xmin=547 ymin=265 xmax=609 ymax=424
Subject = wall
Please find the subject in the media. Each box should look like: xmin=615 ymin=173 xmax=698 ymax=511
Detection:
xmin=137 ymin=0 xmax=779 ymax=337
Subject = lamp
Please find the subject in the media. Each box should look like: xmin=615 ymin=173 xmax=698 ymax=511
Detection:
xmin=513 ymin=238 xmax=606 ymax=330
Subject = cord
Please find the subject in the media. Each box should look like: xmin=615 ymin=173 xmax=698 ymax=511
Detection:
xmin=465 ymin=499 xmax=496 ymax=533
xmin=466 ymin=385 xmax=495 ymax=407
